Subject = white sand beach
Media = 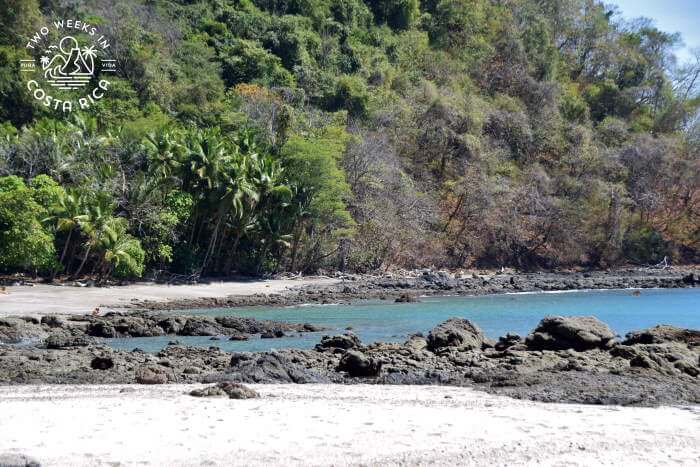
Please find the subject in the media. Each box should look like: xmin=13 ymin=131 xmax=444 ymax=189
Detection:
xmin=0 ymin=278 xmax=338 ymax=316
xmin=0 ymin=384 xmax=698 ymax=466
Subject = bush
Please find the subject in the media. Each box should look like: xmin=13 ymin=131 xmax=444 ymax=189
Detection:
xmin=622 ymin=227 xmax=670 ymax=265
xmin=325 ymin=75 xmax=369 ymax=117
xmin=0 ymin=176 xmax=57 ymax=273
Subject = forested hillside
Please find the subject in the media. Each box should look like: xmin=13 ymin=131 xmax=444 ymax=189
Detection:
xmin=0 ymin=0 xmax=698 ymax=280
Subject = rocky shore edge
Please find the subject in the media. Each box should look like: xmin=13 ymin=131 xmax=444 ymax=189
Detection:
xmin=1 ymin=314 xmax=698 ymax=406
xmin=132 ymin=268 xmax=700 ymax=311
xmin=0 ymin=312 xmax=325 ymax=347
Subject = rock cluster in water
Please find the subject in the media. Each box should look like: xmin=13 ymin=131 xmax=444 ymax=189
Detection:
xmin=1 ymin=313 xmax=698 ymax=406
xmin=0 ymin=312 xmax=325 ymax=347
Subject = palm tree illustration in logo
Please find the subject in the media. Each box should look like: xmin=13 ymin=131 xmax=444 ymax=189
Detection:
xmin=42 ymin=36 xmax=95 ymax=89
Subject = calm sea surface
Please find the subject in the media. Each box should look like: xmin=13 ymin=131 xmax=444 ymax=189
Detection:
xmin=106 ymin=288 xmax=700 ymax=352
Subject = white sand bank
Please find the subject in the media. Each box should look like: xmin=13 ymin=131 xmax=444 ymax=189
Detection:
xmin=0 ymin=384 xmax=698 ymax=466
xmin=0 ymin=278 xmax=338 ymax=316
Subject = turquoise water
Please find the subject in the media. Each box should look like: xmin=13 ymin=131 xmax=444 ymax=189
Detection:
xmin=107 ymin=288 xmax=700 ymax=353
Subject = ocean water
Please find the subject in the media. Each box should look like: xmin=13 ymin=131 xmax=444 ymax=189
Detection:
xmin=106 ymin=288 xmax=700 ymax=353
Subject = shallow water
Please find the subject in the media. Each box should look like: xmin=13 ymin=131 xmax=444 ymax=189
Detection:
xmin=106 ymin=288 xmax=700 ymax=353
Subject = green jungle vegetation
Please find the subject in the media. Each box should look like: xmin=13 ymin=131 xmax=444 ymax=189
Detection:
xmin=0 ymin=0 xmax=698 ymax=280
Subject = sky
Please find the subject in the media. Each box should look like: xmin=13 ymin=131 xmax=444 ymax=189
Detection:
xmin=610 ymin=0 xmax=700 ymax=64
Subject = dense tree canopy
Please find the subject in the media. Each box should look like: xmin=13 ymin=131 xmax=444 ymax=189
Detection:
xmin=0 ymin=0 xmax=698 ymax=279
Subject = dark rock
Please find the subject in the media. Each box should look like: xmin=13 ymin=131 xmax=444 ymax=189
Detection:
xmin=525 ymin=316 xmax=615 ymax=351
xmin=189 ymin=385 xmax=227 ymax=397
xmin=0 ymin=318 xmax=46 ymax=344
xmin=630 ymin=355 xmax=653 ymax=369
xmin=90 ymin=357 xmax=114 ymax=370
xmin=180 ymin=318 xmax=222 ymax=337
xmin=18 ymin=317 xmax=40 ymax=325
xmin=218 ymin=382 xmax=260 ymax=399
xmin=86 ymin=321 xmax=117 ymax=338
xmin=427 ymin=318 xmax=485 ymax=351
xmin=395 ymin=293 xmax=419 ymax=303
xmin=230 ymin=352 xmax=253 ymax=367
xmin=44 ymin=331 xmax=93 ymax=349
xmin=610 ymin=345 xmax=641 ymax=360
xmin=135 ymin=366 xmax=168 ymax=384
xmin=112 ymin=316 xmax=164 ymax=337
xmin=260 ymin=332 xmax=275 ymax=339
xmin=622 ymin=325 xmax=700 ymax=346
xmin=674 ymin=360 xmax=699 ymax=377
xmin=681 ymin=273 xmax=697 ymax=285
xmin=338 ymin=350 xmax=382 ymax=377
xmin=315 ymin=333 xmax=361 ymax=351
xmin=157 ymin=317 xmax=186 ymax=334
xmin=303 ymin=323 xmax=323 ymax=332
xmin=495 ymin=333 xmax=522 ymax=351
xmin=40 ymin=315 xmax=65 ymax=328
xmin=225 ymin=351 xmax=334 ymax=384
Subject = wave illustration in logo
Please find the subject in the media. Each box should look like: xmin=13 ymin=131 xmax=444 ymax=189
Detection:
xmin=41 ymin=36 xmax=96 ymax=90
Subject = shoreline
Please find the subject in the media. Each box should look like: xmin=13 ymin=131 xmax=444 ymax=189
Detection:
xmin=132 ymin=267 xmax=700 ymax=312
xmin=1 ymin=313 xmax=698 ymax=406
xmin=2 ymin=384 xmax=699 ymax=466
xmin=0 ymin=277 xmax=340 ymax=317
xmin=1 ymin=267 xmax=697 ymax=317
xmin=0 ymin=268 xmax=698 ymax=408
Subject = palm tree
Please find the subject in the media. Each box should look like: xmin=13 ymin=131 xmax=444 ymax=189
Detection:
xmin=196 ymin=136 xmax=249 ymax=276
xmin=47 ymin=189 xmax=88 ymax=274
xmin=72 ymin=192 xmax=114 ymax=279
xmin=97 ymin=217 xmax=143 ymax=279
xmin=144 ymin=127 xmax=184 ymax=184
xmin=186 ymin=128 xmax=228 ymax=192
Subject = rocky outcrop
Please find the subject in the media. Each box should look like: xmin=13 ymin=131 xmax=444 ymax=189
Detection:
xmin=622 ymin=325 xmax=700 ymax=346
xmin=135 ymin=366 xmax=169 ymax=384
xmin=44 ymin=330 xmax=95 ymax=349
xmin=427 ymin=318 xmax=485 ymax=351
xmin=494 ymin=333 xmax=522 ymax=351
xmin=0 ymin=318 xmax=48 ymax=344
xmin=181 ymin=318 xmax=222 ymax=337
xmin=131 ymin=268 xmax=700 ymax=311
xmin=337 ymin=350 xmax=381 ymax=377
xmin=90 ymin=356 xmax=114 ymax=370
xmin=190 ymin=382 xmax=259 ymax=399
xmin=0 ymin=312 xmax=324 ymax=344
xmin=0 ymin=315 xmax=698 ymax=406
xmin=223 ymin=351 xmax=337 ymax=384
xmin=525 ymin=316 xmax=615 ymax=351
xmin=218 ymin=382 xmax=259 ymax=399
xmin=404 ymin=334 xmax=428 ymax=351
xmin=315 ymin=333 xmax=361 ymax=351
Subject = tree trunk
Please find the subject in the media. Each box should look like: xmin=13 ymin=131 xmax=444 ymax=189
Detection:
xmin=289 ymin=220 xmax=302 ymax=273
xmin=199 ymin=206 xmax=229 ymax=277
xmin=52 ymin=228 xmax=73 ymax=280
xmin=73 ymin=243 xmax=92 ymax=279
xmin=59 ymin=228 xmax=73 ymax=265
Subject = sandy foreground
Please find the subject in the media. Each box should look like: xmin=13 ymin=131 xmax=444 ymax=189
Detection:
xmin=0 ymin=384 xmax=698 ymax=466
xmin=0 ymin=278 xmax=338 ymax=316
